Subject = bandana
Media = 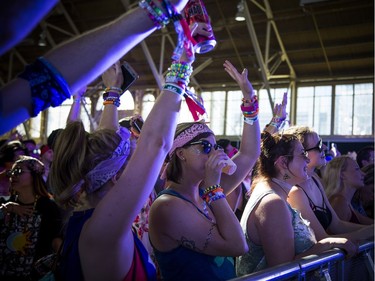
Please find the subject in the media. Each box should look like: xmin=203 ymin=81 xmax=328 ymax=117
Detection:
xmin=71 ymin=127 xmax=131 ymax=195
xmin=169 ymin=123 xmax=213 ymax=158
xmin=14 ymin=156 xmax=45 ymax=175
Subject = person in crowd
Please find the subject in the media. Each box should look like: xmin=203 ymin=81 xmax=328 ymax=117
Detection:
xmin=40 ymin=145 xmax=53 ymax=182
xmin=225 ymin=91 xmax=289 ymax=221
xmin=216 ymin=139 xmax=238 ymax=159
xmin=323 ymin=155 xmax=373 ymax=225
xmin=22 ymin=139 xmax=40 ymax=159
xmin=360 ymin=164 xmax=374 ymax=218
xmin=356 ymin=146 xmax=374 ymax=169
xmin=0 ymin=0 xmax=189 ymax=135
xmin=49 ymin=10 xmax=199 ymax=280
xmin=0 ymin=141 xmax=26 ymax=198
xmin=149 ymin=60 xmax=261 ymax=281
xmin=236 ymin=131 xmax=357 ymax=276
xmin=351 ymin=164 xmax=374 ymax=219
xmin=0 ymin=156 xmax=63 ymax=281
xmin=286 ymin=126 xmax=373 ymax=242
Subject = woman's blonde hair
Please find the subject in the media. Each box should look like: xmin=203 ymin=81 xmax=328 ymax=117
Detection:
xmin=323 ymin=155 xmax=351 ymax=198
xmin=283 ymin=125 xmax=316 ymax=150
xmin=49 ymin=121 xmax=121 ymax=208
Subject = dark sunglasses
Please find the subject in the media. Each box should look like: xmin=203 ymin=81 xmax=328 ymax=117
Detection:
xmin=188 ymin=140 xmax=223 ymax=154
xmin=305 ymin=139 xmax=323 ymax=153
xmin=7 ymin=167 xmax=31 ymax=178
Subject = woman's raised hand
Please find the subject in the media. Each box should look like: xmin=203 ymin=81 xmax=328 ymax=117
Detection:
xmin=223 ymin=60 xmax=254 ymax=99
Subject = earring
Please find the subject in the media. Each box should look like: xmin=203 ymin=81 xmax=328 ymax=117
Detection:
xmin=283 ymin=173 xmax=290 ymax=180
xmin=181 ymin=157 xmax=186 ymax=161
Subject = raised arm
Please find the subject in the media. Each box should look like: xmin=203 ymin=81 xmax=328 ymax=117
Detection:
xmin=0 ymin=0 xmax=188 ymax=134
xmin=66 ymin=86 xmax=86 ymax=124
xmin=264 ymin=91 xmax=288 ymax=135
xmin=221 ymin=60 xmax=260 ymax=194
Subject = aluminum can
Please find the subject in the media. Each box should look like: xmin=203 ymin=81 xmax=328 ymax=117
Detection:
xmin=184 ymin=0 xmax=217 ymax=54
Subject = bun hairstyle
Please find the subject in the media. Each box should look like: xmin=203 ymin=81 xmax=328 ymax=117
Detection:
xmin=257 ymin=131 xmax=298 ymax=179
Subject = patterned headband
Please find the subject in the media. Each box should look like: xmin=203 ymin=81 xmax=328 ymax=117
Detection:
xmin=169 ymin=122 xmax=213 ymax=158
xmin=69 ymin=127 xmax=131 ymax=195
xmin=14 ymin=155 xmax=45 ymax=175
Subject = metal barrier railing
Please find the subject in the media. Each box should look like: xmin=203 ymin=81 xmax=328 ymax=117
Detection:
xmin=230 ymin=240 xmax=374 ymax=281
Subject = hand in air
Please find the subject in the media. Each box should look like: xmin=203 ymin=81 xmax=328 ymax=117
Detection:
xmin=273 ymin=92 xmax=288 ymax=120
xmin=101 ymin=61 xmax=123 ymax=88
xmin=223 ymin=60 xmax=254 ymax=98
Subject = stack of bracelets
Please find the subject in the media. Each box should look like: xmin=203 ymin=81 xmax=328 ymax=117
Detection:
xmin=164 ymin=61 xmax=193 ymax=95
xmin=268 ymin=115 xmax=286 ymax=129
xmin=103 ymin=87 xmax=122 ymax=107
xmin=139 ymin=0 xmax=171 ymax=29
xmin=241 ymin=96 xmax=259 ymax=125
xmin=202 ymin=184 xmax=226 ymax=205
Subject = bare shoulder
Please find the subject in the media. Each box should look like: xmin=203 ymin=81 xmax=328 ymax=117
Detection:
xmin=255 ymin=192 xmax=291 ymax=223
xmin=329 ymin=194 xmax=347 ymax=206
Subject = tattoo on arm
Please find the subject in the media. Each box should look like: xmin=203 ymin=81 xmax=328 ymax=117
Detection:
xmin=177 ymin=223 xmax=216 ymax=253
xmin=178 ymin=236 xmax=202 ymax=251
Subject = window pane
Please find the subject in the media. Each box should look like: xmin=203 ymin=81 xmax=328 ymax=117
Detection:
xmin=47 ymin=98 xmax=92 ymax=135
xmin=141 ymin=94 xmax=155 ymax=120
xmin=353 ymin=83 xmax=373 ymax=135
xmin=334 ymin=84 xmax=353 ymax=135
xmin=296 ymin=87 xmax=314 ymax=127
xmin=202 ymin=91 xmax=225 ymax=135
xmin=226 ymin=91 xmax=243 ymax=136
xmin=314 ymin=86 xmax=332 ymax=135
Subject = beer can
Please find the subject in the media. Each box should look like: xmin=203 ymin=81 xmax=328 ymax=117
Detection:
xmin=184 ymin=0 xmax=217 ymax=54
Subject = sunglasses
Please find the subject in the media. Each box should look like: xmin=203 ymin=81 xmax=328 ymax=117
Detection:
xmin=188 ymin=140 xmax=223 ymax=154
xmin=283 ymin=150 xmax=309 ymax=159
xmin=305 ymin=139 xmax=323 ymax=153
xmin=7 ymin=167 xmax=31 ymax=178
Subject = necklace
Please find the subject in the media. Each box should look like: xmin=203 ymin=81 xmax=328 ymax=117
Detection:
xmin=271 ymin=178 xmax=292 ymax=198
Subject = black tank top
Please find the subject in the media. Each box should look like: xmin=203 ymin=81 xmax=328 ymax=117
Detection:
xmin=297 ymin=177 xmax=332 ymax=230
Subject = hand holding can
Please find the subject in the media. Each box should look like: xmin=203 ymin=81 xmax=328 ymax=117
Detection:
xmin=184 ymin=0 xmax=217 ymax=54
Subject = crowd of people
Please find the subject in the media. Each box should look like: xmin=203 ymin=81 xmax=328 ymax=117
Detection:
xmin=0 ymin=0 xmax=373 ymax=281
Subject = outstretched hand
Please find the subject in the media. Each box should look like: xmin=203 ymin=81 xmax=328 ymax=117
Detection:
xmin=273 ymin=92 xmax=288 ymax=120
xmin=101 ymin=61 xmax=123 ymax=88
xmin=223 ymin=60 xmax=254 ymax=98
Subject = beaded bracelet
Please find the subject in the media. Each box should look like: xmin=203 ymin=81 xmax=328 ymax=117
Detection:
xmin=165 ymin=61 xmax=193 ymax=88
xmin=241 ymin=95 xmax=259 ymax=119
xmin=203 ymin=190 xmax=226 ymax=205
xmin=203 ymin=184 xmax=221 ymax=195
xmin=103 ymin=96 xmax=120 ymax=107
xmin=242 ymin=96 xmax=257 ymax=104
xmin=103 ymin=100 xmax=120 ymax=107
xmin=268 ymin=115 xmax=286 ymax=128
xmin=139 ymin=0 xmax=170 ymax=29
xmin=103 ymin=91 xmax=120 ymax=101
xmin=104 ymin=87 xmax=122 ymax=95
